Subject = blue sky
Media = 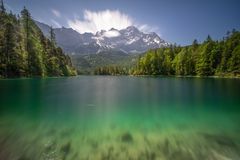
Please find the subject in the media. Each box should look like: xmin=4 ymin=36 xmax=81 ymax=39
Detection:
xmin=5 ymin=0 xmax=240 ymax=45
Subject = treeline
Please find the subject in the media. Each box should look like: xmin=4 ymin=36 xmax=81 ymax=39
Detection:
xmin=93 ymin=30 xmax=240 ymax=77
xmin=131 ymin=30 xmax=240 ymax=77
xmin=94 ymin=66 xmax=129 ymax=75
xmin=0 ymin=1 xmax=76 ymax=78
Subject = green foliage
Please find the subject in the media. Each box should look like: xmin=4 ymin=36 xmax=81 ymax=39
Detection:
xmin=229 ymin=45 xmax=240 ymax=72
xmin=72 ymin=51 xmax=138 ymax=74
xmin=94 ymin=65 xmax=129 ymax=75
xmin=173 ymin=48 xmax=190 ymax=75
xmin=84 ymin=30 xmax=240 ymax=77
xmin=49 ymin=26 xmax=56 ymax=47
xmin=133 ymin=30 xmax=240 ymax=77
xmin=0 ymin=5 xmax=76 ymax=78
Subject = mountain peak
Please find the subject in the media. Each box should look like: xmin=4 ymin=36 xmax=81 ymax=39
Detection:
xmin=124 ymin=26 xmax=140 ymax=33
xmin=96 ymin=30 xmax=106 ymax=36
xmin=35 ymin=21 xmax=169 ymax=55
xmin=109 ymin=28 xmax=118 ymax=31
xmin=126 ymin=26 xmax=138 ymax=30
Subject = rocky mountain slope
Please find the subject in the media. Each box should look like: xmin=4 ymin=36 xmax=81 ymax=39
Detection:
xmin=35 ymin=21 xmax=169 ymax=55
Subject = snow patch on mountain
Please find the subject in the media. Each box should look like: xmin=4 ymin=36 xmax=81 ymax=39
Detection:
xmin=35 ymin=21 xmax=169 ymax=55
xmin=103 ymin=29 xmax=121 ymax=38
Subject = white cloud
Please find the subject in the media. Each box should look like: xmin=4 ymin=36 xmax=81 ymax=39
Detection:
xmin=138 ymin=24 xmax=160 ymax=34
xmin=51 ymin=9 xmax=61 ymax=18
xmin=103 ymin=30 xmax=120 ymax=38
xmin=68 ymin=10 xmax=133 ymax=34
xmin=51 ymin=19 xmax=61 ymax=28
xmin=67 ymin=9 xmax=159 ymax=35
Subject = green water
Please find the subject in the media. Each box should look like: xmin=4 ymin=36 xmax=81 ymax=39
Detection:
xmin=0 ymin=76 xmax=240 ymax=160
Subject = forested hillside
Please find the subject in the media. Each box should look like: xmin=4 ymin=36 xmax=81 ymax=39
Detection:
xmin=132 ymin=30 xmax=240 ymax=77
xmin=71 ymin=50 xmax=139 ymax=74
xmin=0 ymin=2 xmax=76 ymax=78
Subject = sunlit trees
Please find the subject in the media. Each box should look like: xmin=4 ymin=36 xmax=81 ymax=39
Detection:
xmin=0 ymin=3 xmax=76 ymax=78
xmin=50 ymin=26 xmax=56 ymax=48
xmin=94 ymin=65 xmax=129 ymax=75
xmin=132 ymin=30 xmax=240 ymax=77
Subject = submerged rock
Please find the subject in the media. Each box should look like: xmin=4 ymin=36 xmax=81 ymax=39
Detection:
xmin=168 ymin=150 xmax=193 ymax=160
xmin=41 ymin=139 xmax=59 ymax=160
xmin=201 ymin=133 xmax=237 ymax=148
xmin=60 ymin=141 xmax=71 ymax=159
xmin=146 ymin=150 xmax=156 ymax=160
xmin=100 ymin=146 xmax=115 ymax=160
xmin=163 ymin=139 xmax=170 ymax=156
xmin=87 ymin=138 xmax=98 ymax=149
xmin=138 ymin=149 xmax=156 ymax=160
xmin=44 ymin=139 xmax=57 ymax=152
xmin=18 ymin=155 xmax=31 ymax=160
xmin=143 ymin=135 xmax=151 ymax=145
xmin=157 ymin=138 xmax=170 ymax=157
xmin=121 ymin=132 xmax=133 ymax=143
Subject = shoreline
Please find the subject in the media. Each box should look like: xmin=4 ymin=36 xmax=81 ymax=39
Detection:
xmin=1 ymin=74 xmax=240 ymax=80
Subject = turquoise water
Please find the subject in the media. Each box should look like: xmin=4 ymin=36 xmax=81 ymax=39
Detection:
xmin=0 ymin=76 xmax=240 ymax=160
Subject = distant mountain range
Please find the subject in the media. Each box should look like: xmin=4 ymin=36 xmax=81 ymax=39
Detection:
xmin=35 ymin=21 xmax=169 ymax=55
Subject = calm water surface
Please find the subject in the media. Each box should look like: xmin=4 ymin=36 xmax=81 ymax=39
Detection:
xmin=0 ymin=76 xmax=240 ymax=160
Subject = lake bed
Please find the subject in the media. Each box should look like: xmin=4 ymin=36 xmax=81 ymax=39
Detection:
xmin=0 ymin=76 xmax=240 ymax=160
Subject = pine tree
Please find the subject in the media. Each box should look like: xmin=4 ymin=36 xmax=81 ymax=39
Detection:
xmin=206 ymin=35 xmax=212 ymax=42
xmin=3 ymin=22 xmax=15 ymax=77
xmin=0 ymin=7 xmax=76 ymax=78
xmin=0 ymin=0 xmax=5 ymax=13
xmin=50 ymin=26 xmax=56 ymax=46
xmin=21 ymin=7 xmax=31 ymax=74
xmin=192 ymin=39 xmax=199 ymax=50
xmin=133 ymin=30 xmax=240 ymax=77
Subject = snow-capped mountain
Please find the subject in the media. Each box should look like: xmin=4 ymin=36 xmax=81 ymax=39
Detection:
xmin=35 ymin=21 xmax=169 ymax=55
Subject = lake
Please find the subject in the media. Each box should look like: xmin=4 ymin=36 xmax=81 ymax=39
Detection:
xmin=0 ymin=76 xmax=240 ymax=160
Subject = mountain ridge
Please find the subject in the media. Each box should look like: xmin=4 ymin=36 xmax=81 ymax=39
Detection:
xmin=35 ymin=21 xmax=169 ymax=55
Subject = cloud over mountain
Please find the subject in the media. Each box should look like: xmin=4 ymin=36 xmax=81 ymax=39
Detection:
xmin=36 ymin=21 xmax=169 ymax=55
xmin=51 ymin=9 xmax=61 ymax=18
xmin=68 ymin=10 xmax=133 ymax=34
